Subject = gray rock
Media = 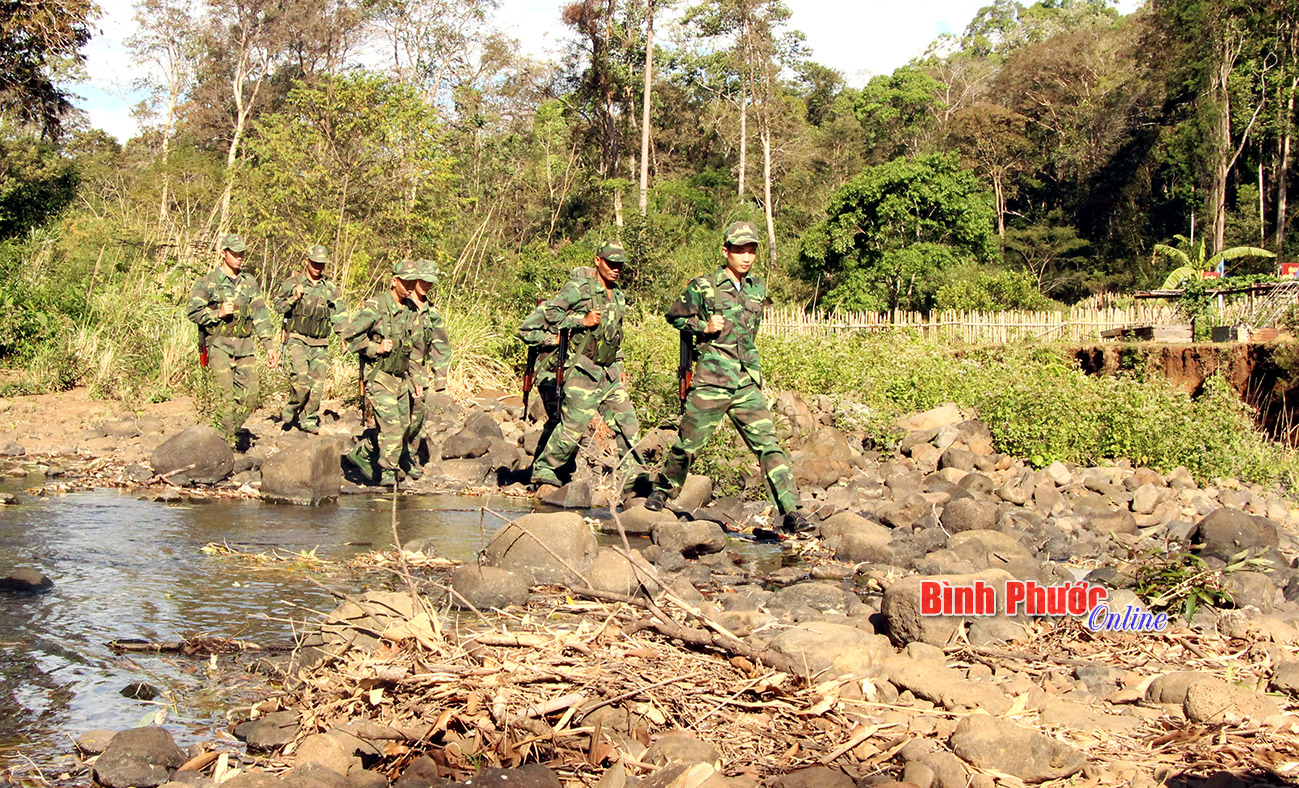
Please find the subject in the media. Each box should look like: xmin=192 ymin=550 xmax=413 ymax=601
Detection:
xmin=888 ymin=659 xmax=1012 ymax=714
xmin=1193 ymin=507 xmax=1280 ymax=562
xmin=463 ymin=411 xmax=504 ymax=441
xmin=282 ymin=762 xmax=351 ymax=788
xmin=0 ymin=568 xmax=53 ymax=594
xmin=93 ymin=727 xmax=187 ymax=788
xmin=939 ymin=498 xmax=996 ymax=534
xmin=450 ymin=765 xmax=561 ymax=788
xmin=1222 ymin=571 xmax=1276 ymax=611
xmin=881 ymin=569 xmax=1016 ymax=647
xmin=293 ymin=732 xmax=360 ymax=777
xmin=348 ymin=770 xmax=390 ymax=788
xmin=481 ymin=512 xmax=597 ymax=585
xmin=643 ymin=732 xmax=720 ymax=766
xmin=769 ymin=583 xmax=859 ymax=615
xmin=1145 ymin=671 xmax=1209 ymax=704
xmin=766 ymin=621 xmax=890 ymax=676
xmin=611 ymin=506 xmax=678 ymax=536
xmin=672 ymin=475 xmax=713 ymax=512
xmin=587 ymin=548 xmax=645 ymax=596
xmin=450 ymin=565 xmax=530 ymax=610
xmin=1184 ymin=678 xmax=1281 ymax=723
xmin=261 ymin=437 xmax=341 ymax=505
xmin=1 ymin=441 xmax=25 ymax=456
xmin=219 ymin=773 xmax=282 ymax=788
xmin=76 ymin=729 xmax=117 ymax=755
xmin=441 ymin=431 xmax=490 ymax=460
xmin=769 ymin=766 xmax=854 ymax=788
xmin=1044 ymin=461 xmax=1071 ymax=486
xmin=540 ymin=480 xmax=591 ymax=509
xmin=653 ymin=521 xmax=726 ymax=557
xmin=437 ymin=458 xmax=491 ymax=486
xmin=1167 ymin=466 xmax=1197 ymax=490
xmin=1086 ymin=509 xmax=1137 ymax=536
xmin=949 ymin=714 xmax=1084 ymax=783
xmin=794 ymin=427 xmax=856 ymax=488
xmin=1269 ymin=661 xmax=1299 ymax=696
xmin=938 ymin=448 xmax=976 ymax=472
xmin=233 ymin=710 xmax=301 ymax=750
xmin=150 ymin=426 xmax=234 ymax=484
xmin=1132 ymin=483 xmax=1161 ymax=515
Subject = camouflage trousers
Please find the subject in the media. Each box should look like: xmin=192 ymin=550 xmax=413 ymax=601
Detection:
xmin=531 ymin=365 xmax=643 ymax=486
xmin=403 ymin=381 xmax=446 ymax=467
xmin=280 ymin=336 xmax=328 ymax=431
xmin=656 ymin=383 xmax=799 ymax=514
xmin=347 ymin=369 xmax=411 ymax=482
xmin=207 ymin=343 xmax=258 ymax=444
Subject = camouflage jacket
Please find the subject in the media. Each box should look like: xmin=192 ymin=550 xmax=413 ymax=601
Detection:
xmin=516 ymin=268 xmax=590 ymax=385
xmin=187 ymin=267 xmax=277 ymax=357
xmin=529 ymin=267 xmax=625 ymax=381
xmin=666 ymin=267 xmax=768 ymax=388
xmin=408 ymin=298 xmax=451 ymax=392
xmin=273 ymin=273 xmax=343 ymax=347
xmin=340 ymin=290 xmax=413 ymax=381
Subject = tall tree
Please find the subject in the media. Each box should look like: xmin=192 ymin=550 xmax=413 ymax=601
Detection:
xmin=0 ymin=0 xmax=97 ymax=137
xmin=127 ymin=0 xmax=197 ymax=225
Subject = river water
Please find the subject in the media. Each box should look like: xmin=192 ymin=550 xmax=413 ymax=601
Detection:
xmin=0 ymin=482 xmax=533 ymax=778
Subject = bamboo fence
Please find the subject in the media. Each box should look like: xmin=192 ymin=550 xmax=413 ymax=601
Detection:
xmin=761 ymin=304 xmax=1184 ymax=343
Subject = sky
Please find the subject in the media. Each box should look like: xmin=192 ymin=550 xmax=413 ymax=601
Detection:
xmin=74 ymin=0 xmax=1143 ymax=142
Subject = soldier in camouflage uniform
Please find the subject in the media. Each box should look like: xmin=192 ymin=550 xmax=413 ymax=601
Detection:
xmin=528 ymin=244 xmax=645 ymax=494
xmin=273 ymin=244 xmax=343 ymax=434
xmin=646 ymin=222 xmax=812 ymax=533
xmin=402 ymin=259 xmax=452 ymax=477
xmin=187 ymin=233 xmax=280 ymax=445
xmin=516 ymin=268 xmax=586 ymax=458
xmin=340 ymin=260 xmax=420 ymax=486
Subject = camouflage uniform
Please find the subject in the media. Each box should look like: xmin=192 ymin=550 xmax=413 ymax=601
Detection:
xmin=187 ymin=234 xmax=278 ymax=443
xmin=653 ymin=223 xmax=800 ymax=515
xmin=516 ymin=270 xmax=587 ymax=452
xmin=273 ymin=245 xmax=343 ymax=433
xmin=403 ymin=260 xmax=451 ymax=468
xmin=340 ymin=261 xmax=418 ymax=485
xmin=529 ymin=249 xmax=644 ymax=487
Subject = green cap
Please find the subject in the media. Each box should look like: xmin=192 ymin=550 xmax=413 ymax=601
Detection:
xmin=219 ymin=233 xmax=248 ymax=253
xmin=392 ymin=259 xmax=421 ymax=279
xmin=596 ymin=243 xmax=628 ymax=263
xmin=415 ymin=259 xmax=439 ymax=283
xmin=306 ymin=244 xmax=330 ymax=264
xmin=723 ymin=221 xmax=761 ymax=246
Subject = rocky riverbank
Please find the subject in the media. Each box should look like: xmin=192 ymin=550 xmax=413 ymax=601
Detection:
xmin=6 ymin=387 xmax=1299 ymax=787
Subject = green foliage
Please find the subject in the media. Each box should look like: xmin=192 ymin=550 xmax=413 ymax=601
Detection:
xmin=1154 ymin=234 xmax=1276 ymax=289
xmin=1132 ymin=547 xmax=1272 ymax=623
xmin=0 ymin=128 xmax=78 ymax=240
xmin=932 ymin=265 xmax=1057 ymax=311
xmin=238 ymin=73 xmax=458 ymax=290
xmin=798 ymin=154 xmax=998 ymax=311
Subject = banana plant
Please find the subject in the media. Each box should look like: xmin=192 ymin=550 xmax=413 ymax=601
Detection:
xmin=1155 ymin=234 xmax=1275 ymax=289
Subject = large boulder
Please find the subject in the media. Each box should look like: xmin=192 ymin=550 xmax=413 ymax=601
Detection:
xmin=233 ymin=710 xmax=302 ymax=750
xmin=92 ymin=727 xmax=187 ymax=788
xmin=938 ymin=498 xmax=997 ymax=534
xmin=0 ymin=568 xmax=53 ymax=594
xmin=794 ymin=427 xmax=856 ymax=488
xmin=1184 ymin=678 xmax=1282 ymax=724
xmin=881 ymin=569 xmax=1016 ymax=647
xmin=896 ymin=404 xmax=965 ymax=433
xmin=766 ymin=621 xmax=890 ymax=677
xmin=949 ymin=715 xmax=1084 ymax=783
xmin=610 ymin=506 xmax=679 ymax=536
xmin=150 ymin=425 xmax=234 ymax=484
xmin=1193 ymin=507 xmax=1280 ymax=562
xmin=449 ymin=565 xmax=530 ymax=610
xmin=260 ymin=437 xmax=341 ymax=505
xmin=653 ymin=521 xmax=727 ymax=557
xmin=481 ymin=512 xmax=598 ymax=585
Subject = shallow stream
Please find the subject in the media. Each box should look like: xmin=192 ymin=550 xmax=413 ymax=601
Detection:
xmin=0 ymin=481 xmax=783 ymax=779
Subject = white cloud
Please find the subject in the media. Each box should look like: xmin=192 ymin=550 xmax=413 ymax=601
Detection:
xmin=71 ymin=0 xmax=1145 ymax=140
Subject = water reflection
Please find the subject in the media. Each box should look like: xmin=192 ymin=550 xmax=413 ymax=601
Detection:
xmin=0 ymin=490 xmax=530 ymax=772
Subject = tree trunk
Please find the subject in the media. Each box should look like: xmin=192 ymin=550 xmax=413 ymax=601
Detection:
xmin=1277 ymin=74 xmax=1297 ymax=252
xmin=638 ymin=0 xmax=653 ymax=215
xmin=993 ymin=171 xmax=1005 ymax=240
xmin=737 ymin=96 xmax=747 ymax=199
xmin=761 ymin=126 xmax=775 ymax=266
xmin=1209 ymin=49 xmax=1232 ymax=256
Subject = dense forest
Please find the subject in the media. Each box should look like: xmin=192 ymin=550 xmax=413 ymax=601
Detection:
xmin=0 ymin=0 xmax=1296 ymax=392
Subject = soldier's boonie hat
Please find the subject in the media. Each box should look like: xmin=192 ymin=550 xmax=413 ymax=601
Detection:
xmin=220 ymin=233 xmax=248 ymax=253
xmin=306 ymin=244 xmax=330 ymax=264
xmin=596 ymin=243 xmax=628 ymax=264
xmin=415 ymin=259 xmax=439 ymax=283
xmin=392 ymin=259 xmax=421 ymax=278
xmin=723 ymin=221 xmax=761 ymax=246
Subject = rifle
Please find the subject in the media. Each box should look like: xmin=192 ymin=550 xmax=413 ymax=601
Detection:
xmin=198 ymin=330 xmax=209 ymax=368
xmin=555 ymin=328 xmax=570 ymax=391
xmin=522 ymin=345 xmax=539 ymax=417
xmin=359 ymin=359 xmax=375 ymax=429
xmin=677 ymin=330 xmax=696 ymax=414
